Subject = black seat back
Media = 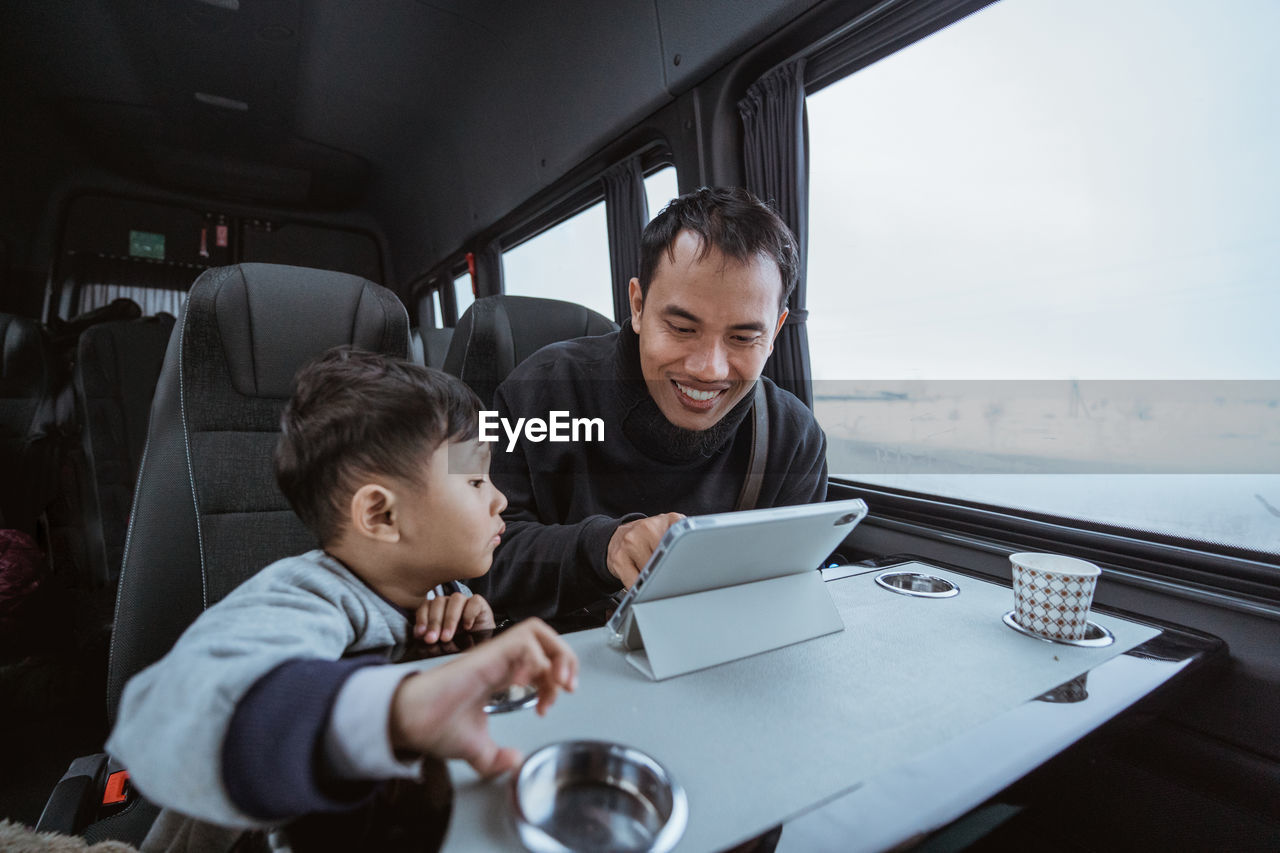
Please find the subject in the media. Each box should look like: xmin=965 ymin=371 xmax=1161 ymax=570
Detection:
xmin=410 ymin=326 xmax=454 ymax=368
xmin=0 ymin=313 xmax=62 ymax=536
xmin=424 ymin=327 xmax=454 ymax=368
xmin=442 ymin=295 xmax=616 ymax=406
xmin=74 ymin=314 xmax=176 ymax=587
xmin=106 ymin=264 xmax=409 ymax=721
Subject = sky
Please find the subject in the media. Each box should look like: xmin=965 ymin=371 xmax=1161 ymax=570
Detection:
xmin=806 ymin=0 xmax=1280 ymax=382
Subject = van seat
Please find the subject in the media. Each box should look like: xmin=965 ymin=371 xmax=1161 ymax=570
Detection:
xmin=74 ymin=313 xmax=176 ymax=586
xmin=410 ymin=327 xmax=456 ymax=369
xmin=0 ymin=313 xmax=62 ymax=536
xmin=443 ymin=295 xmax=616 ymax=406
xmin=107 ymin=264 xmax=409 ymax=718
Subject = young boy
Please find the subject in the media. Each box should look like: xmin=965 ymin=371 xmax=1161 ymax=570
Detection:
xmin=106 ymin=348 xmax=577 ymax=831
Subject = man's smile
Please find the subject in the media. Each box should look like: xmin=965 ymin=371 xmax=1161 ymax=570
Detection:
xmin=673 ymin=380 xmax=727 ymax=409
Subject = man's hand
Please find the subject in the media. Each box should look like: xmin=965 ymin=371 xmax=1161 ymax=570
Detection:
xmin=414 ymin=592 xmax=495 ymax=644
xmin=389 ymin=618 xmax=578 ymax=778
xmin=606 ymin=513 xmax=685 ymax=588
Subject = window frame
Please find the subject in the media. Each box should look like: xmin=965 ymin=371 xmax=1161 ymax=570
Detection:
xmin=832 ymin=479 xmax=1280 ymax=606
xmin=499 ymin=145 xmax=674 ymax=258
xmin=793 ymin=0 xmax=1280 ymax=573
xmin=414 ymin=143 xmax=675 ymax=330
xmin=498 ymin=191 xmax=616 ymax=319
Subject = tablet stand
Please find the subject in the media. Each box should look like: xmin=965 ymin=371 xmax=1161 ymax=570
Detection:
xmin=624 ymin=571 xmax=844 ymax=680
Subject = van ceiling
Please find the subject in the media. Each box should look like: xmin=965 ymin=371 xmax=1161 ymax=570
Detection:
xmin=0 ymin=0 xmax=822 ymax=282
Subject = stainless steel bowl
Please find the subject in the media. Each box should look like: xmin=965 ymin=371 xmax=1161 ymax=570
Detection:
xmin=484 ymin=683 xmax=539 ymax=714
xmin=511 ymin=740 xmax=688 ymax=853
xmin=874 ymin=570 xmax=960 ymax=598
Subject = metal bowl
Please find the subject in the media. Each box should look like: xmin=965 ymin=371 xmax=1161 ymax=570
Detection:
xmin=484 ymin=683 xmax=539 ymax=715
xmin=874 ymin=571 xmax=960 ymax=598
xmin=511 ymin=740 xmax=688 ymax=853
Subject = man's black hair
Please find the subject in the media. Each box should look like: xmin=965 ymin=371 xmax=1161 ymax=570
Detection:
xmin=275 ymin=347 xmax=482 ymax=545
xmin=638 ymin=186 xmax=799 ymax=313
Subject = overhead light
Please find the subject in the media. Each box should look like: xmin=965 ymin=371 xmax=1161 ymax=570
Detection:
xmin=195 ymin=92 xmax=249 ymax=111
xmin=194 ymin=0 xmax=239 ymax=10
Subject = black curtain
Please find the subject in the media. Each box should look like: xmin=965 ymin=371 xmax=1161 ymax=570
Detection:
xmin=474 ymin=238 xmax=504 ymax=299
xmin=420 ymin=271 xmax=450 ymax=327
xmin=738 ymin=58 xmax=813 ymax=408
xmin=603 ymin=156 xmax=648 ymax=323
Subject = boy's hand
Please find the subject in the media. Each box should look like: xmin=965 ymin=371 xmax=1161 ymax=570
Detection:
xmin=414 ymin=592 xmax=495 ymax=644
xmin=389 ymin=618 xmax=578 ymax=778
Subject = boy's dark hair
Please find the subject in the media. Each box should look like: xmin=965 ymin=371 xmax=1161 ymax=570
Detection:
xmin=275 ymin=347 xmax=482 ymax=545
xmin=638 ymin=186 xmax=799 ymax=313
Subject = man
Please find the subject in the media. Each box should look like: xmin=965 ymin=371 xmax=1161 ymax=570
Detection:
xmin=482 ymin=187 xmax=828 ymax=620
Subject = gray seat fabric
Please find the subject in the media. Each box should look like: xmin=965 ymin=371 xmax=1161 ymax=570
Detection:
xmin=442 ymin=295 xmax=617 ymax=406
xmin=410 ymin=328 xmax=424 ymax=364
xmin=0 ymin=313 xmax=62 ymax=536
xmin=410 ymin=327 xmax=455 ymax=368
xmin=424 ymin=327 xmax=454 ymax=368
xmin=106 ymin=263 xmax=409 ymax=721
xmin=74 ymin=314 xmax=176 ymax=587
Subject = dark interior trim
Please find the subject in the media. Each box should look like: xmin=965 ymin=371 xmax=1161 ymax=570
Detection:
xmin=414 ymin=137 xmax=676 ymax=319
xmin=830 ymin=479 xmax=1280 ymax=606
xmin=802 ymin=0 xmax=998 ymax=94
xmin=46 ymin=188 xmax=388 ymax=321
xmin=496 ymin=140 xmax=674 ymax=255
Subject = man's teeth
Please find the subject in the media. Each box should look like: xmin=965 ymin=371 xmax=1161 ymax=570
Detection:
xmin=676 ymin=382 xmax=721 ymax=402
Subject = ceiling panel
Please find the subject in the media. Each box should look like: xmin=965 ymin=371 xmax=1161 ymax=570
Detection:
xmin=656 ymin=0 xmax=825 ymax=91
xmin=305 ymin=0 xmax=669 ymax=275
xmin=1 ymin=0 xmax=827 ymax=278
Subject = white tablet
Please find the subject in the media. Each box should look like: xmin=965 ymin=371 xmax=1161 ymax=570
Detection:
xmin=607 ymin=498 xmax=869 ymax=649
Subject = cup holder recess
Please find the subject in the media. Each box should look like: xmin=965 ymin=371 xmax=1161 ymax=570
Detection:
xmin=874 ymin=571 xmax=960 ymax=598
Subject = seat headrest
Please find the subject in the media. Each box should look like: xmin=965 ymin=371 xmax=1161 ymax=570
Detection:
xmin=443 ymin=295 xmax=617 ymax=405
xmin=198 ymin=263 xmax=408 ymax=399
xmin=1 ymin=313 xmax=55 ymax=396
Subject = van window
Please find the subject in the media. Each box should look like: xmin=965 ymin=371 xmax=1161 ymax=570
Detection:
xmin=805 ymin=0 xmax=1280 ymax=554
xmin=502 ymin=200 xmax=613 ymax=320
xmin=453 ymin=271 xmax=473 ymax=320
xmin=430 ymin=290 xmax=444 ymax=329
xmin=644 ymin=166 xmax=679 ymax=223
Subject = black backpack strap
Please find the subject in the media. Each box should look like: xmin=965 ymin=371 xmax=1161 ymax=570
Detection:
xmin=734 ymin=380 xmax=769 ymax=512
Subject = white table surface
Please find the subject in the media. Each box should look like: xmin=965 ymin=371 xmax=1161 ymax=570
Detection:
xmin=435 ymin=562 xmax=1176 ymax=852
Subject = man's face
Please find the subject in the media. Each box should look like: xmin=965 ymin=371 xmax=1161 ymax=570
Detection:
xmin=630 ymin=230 xmax=787 ymax=432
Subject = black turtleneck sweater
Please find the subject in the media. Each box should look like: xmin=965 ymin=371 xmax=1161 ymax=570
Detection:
xmin=479 ymin=321 xmax=828 ymax=620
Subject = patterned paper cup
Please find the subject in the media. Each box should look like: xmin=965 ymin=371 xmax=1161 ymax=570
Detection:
xmin=1010 ymin=552 xmax=1101 ymax=641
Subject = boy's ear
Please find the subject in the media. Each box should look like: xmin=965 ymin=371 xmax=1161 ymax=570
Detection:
xmin=349 ymin=483 xmax=401 ymax=543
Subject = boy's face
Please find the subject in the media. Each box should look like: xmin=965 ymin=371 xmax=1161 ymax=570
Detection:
xmin=399 ymin=438 xmax=507 ymax=582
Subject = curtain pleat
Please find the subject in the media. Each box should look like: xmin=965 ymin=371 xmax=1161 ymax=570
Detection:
xmin=603 ymin=156 xmax=648 ymax=323
xmin=739 ymin=58 xmax=813 ymax=408
xmin=72 ymin=253 xmax=205 ymax=317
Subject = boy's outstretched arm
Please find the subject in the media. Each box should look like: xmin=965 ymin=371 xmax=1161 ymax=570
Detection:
xmin=388 ymin=618 xmax=578 ymax=778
